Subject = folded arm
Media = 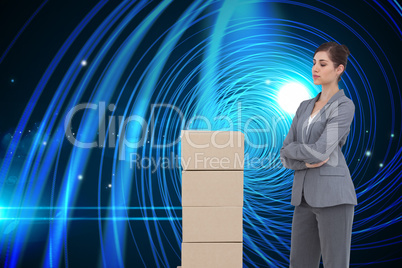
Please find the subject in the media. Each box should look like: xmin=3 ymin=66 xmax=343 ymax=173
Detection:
xmin=282 ymin=100 xmax=355 ymax=163
xmin=279 ymin=103 xmax=308 ymax=171
xmin=280 ymin=155 xmax=307 ymax=170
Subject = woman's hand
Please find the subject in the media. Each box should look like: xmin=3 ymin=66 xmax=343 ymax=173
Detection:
xmin=305 ymin=158 xmax=329 ymax=168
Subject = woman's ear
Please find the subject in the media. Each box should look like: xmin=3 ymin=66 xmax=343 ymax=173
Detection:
xmin=337 ymin=64 xmax=345 ymax=75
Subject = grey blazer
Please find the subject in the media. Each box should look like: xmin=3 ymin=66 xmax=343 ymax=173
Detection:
xmin=280 ymin=89 xmax=357 ymax=207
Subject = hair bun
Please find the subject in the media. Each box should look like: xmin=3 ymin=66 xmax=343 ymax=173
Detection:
xmin=341 ymin=44 xmax=350 ymax=56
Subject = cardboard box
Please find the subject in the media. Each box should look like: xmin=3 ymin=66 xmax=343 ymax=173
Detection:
xmin=180 ymin=130 xmax=244 ymax=170
xmin=182 ymin=170 xmax=243 ymax=207
xmin=181 ymin=242 xmax=243 ymax=268
xmin=182 ymin=207 xmax=243 ymax=242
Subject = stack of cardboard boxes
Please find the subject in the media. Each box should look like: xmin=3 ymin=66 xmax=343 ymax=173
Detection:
xmin=178 ymin=130 xmax=244 ymax=268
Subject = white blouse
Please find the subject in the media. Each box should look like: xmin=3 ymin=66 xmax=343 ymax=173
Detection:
xmin=306 ymin=111 xmax=319 ymax=134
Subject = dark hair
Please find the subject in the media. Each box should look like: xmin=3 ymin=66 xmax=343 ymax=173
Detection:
xmin=314 ymin=42 xmax=350 ymax=82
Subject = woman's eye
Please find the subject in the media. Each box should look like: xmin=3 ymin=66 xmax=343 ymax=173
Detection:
xmin=321 ymin=65 xmax=326 ymax=67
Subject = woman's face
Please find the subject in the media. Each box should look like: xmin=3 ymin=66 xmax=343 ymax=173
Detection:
xmin=312 ymin=51 xmax=343 ymax=85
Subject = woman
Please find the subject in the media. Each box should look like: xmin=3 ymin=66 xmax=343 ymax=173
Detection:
xmin=280 ymin=42 xmax=357 ymax=268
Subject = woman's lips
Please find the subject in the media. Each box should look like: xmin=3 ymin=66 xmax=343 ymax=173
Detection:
xmin=313 ymin=75 xmax=320 ymax=78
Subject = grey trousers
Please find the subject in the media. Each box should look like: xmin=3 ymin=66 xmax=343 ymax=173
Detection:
xmin=289 ymin=195 xmax=354 ymax=268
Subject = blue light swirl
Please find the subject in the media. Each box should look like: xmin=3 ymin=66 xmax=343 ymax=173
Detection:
xmin=0 ymin=0 xmax=401 ymax=267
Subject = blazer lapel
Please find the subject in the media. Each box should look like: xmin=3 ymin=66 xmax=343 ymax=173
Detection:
xmin=302 ymin=90 xmax=345 ymax=143
xmin=301 ymin=100 xmax=316 ymax=143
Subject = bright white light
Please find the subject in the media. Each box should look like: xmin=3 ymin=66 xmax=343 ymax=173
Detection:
xmin=277 ymin=82 xmax=311 ymax=114
xmin=43 ymin=141 xmax=47 ymax=145
xmin=78 ymin=175 xmax=83 ymax=180
xmin=265 ymin=79 xmax=271 ymax=85
xmin=108 ymin=184 xmax=112 ymax=188
xmin=81 ymin=60 xmax=87 ymax=66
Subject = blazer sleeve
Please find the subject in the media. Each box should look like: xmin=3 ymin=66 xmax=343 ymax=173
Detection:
xmin=281 ymin=99 xmax=355 ymax=164
xmin=279 ymin=103 xmax=307 ymax=171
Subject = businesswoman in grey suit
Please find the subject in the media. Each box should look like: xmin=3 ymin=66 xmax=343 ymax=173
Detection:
xmin=280 ymin=42 xmax=357 ymax=268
